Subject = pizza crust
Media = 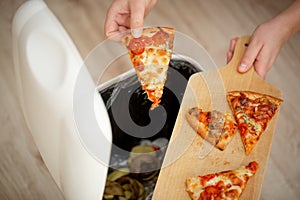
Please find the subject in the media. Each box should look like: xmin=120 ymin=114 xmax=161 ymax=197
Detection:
xmin=185 ymin=108 xmax=217 ymax=146
xmin=185 ymin=177 xmax=202 ymax=200
xmin=185 ymin=108 xmax=237 ymax=151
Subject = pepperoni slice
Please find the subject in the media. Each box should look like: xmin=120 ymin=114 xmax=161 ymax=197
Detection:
xmin=198 ymin=112 xmax=208 ymax=125
xmin=238 ymin=123 xmax=248 ymax=136
xmin=152 ymin=30 xmax=169 ymax=46
xmin=246 ymin=161 xmax=259 ymax=172
xmin=128 ymin=38 xmax=145 ymax=55
xmin=132 ymin=59 xmax=145 ymax=71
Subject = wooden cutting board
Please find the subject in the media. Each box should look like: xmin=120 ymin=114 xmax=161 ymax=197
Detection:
xmin=152 ymin=36 xmax=282 ymax=200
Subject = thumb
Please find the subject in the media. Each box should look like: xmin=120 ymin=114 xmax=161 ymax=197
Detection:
xmin=129 ymin=0 xmax=146 ymax=38
xmin=238 ymin=41 xmax=262 ymax=73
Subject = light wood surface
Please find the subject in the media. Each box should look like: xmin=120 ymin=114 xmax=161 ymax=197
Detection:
xmin=152 ymin=36 xmax=282 ymax=199
xmin=1 ymin=0 xmax=299 ymax=200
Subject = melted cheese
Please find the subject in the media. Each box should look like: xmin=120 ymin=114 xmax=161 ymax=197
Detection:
xmin=122 ymin=27 xmax=174 ymax=109
xmin=186 ymin=165 xmax=256 ymax=200
xmin=237 ymin=113 xmax=262 ymax=136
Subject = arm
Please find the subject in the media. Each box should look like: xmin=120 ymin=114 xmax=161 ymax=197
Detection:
xmin=228 ymin=0 xmax=300 ymax=79
xmin=104 ymin=0 xmax=157 ymax=39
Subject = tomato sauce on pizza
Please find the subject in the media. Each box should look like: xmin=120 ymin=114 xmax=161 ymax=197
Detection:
xmin=227 ymin=91 xmax=283 ymax=155
xmin=122 ymin=27 xmax=174 ymax=109
xmin=186 ymin=161 xmax=259 ymax=200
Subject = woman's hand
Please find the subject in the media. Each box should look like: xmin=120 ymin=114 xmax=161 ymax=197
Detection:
xmin=104 ymin=0 xmax=157 ymax=39
xmin=227 ymin=20 xmax=291 ymax=79
xmin=227 ymin=0 xmax=300 ymax=79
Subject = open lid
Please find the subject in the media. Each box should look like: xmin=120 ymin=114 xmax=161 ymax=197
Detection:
xmin=12 ymin=0 xmax=112 ymax=199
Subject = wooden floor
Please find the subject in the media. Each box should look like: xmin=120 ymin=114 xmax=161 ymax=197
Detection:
xmin=0 ymin=0 xmax=299 ymax=199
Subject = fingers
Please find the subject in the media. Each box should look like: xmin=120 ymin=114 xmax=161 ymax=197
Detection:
xmin=104 ymin=0 xmax=126 ymax=39
xmin=104 ymin=12 xmax=118 ymax=39
xmin=129 ymin=0 xmax=147 ymax=37
xmin=251 ymin=47 xmax=275 ymax=79
xmin=254 ymin=62 xmax=267 ymax=79
xmin=238 ymin=38 xmax=263 ymax=74
xmin=104 ymin=0 xmax=157 ymax=39
xmin=227 ymin=36 xmax=268 ymax=79
xmin=129 ymin=0 xmax=157 ymax=37
xmin=144 ymin=0 xmax=157 ymax=16
xmin=104 ymin=0 xmax=132 ymax=39
xmin=238 ymin=38 xmax=273 ymax=79
xmin=226 ymin=37 xmax=239 ymax=63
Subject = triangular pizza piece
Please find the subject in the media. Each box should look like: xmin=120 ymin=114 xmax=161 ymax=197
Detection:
xmin=122 ymin=27 xmax=174 ymax=109
xmin=186 ymin=107 xmax=238 ymax=150
xmin=186 ymin=161 xmax=259 ymax=200
xmin=227 ymin=91 xmax=283 ymax=155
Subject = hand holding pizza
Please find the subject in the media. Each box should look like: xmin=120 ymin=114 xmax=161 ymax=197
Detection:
xmin=227 ymin=0 xmax=300 ymax=79
xmin=104 ymin=0 xmax=157 ymax=39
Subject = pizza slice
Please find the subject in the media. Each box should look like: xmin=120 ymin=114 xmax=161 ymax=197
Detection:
xmin=186 ymin=161 xmax=259 ymax=200
xmin=122 ymin=27 xmax=174 ymax=109
xmin=185 ymin=107 xmax=238 ymax=150
xmin=227 ymin=91 xmax=283 ymax=155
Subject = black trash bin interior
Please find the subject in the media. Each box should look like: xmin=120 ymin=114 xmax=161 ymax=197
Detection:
xmin=99 ymin=58 xmax=201 ymax=199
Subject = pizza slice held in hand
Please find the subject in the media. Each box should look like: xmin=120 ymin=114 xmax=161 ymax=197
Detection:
xmin=186 ymin=161 xmax=259 ymax=200
xmin=186 ymin=107 xmax=238 ymax=151
xmin=122 ymin=27 xmax=174 ymax=109
xmin=227 ymin=91 xmax=283 ymax=155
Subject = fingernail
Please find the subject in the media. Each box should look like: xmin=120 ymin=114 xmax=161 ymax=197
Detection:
xmin=131 ymin=28 xmax=143 ymax=38
xmin=239 ymin=63 xmax=247 ymax=71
